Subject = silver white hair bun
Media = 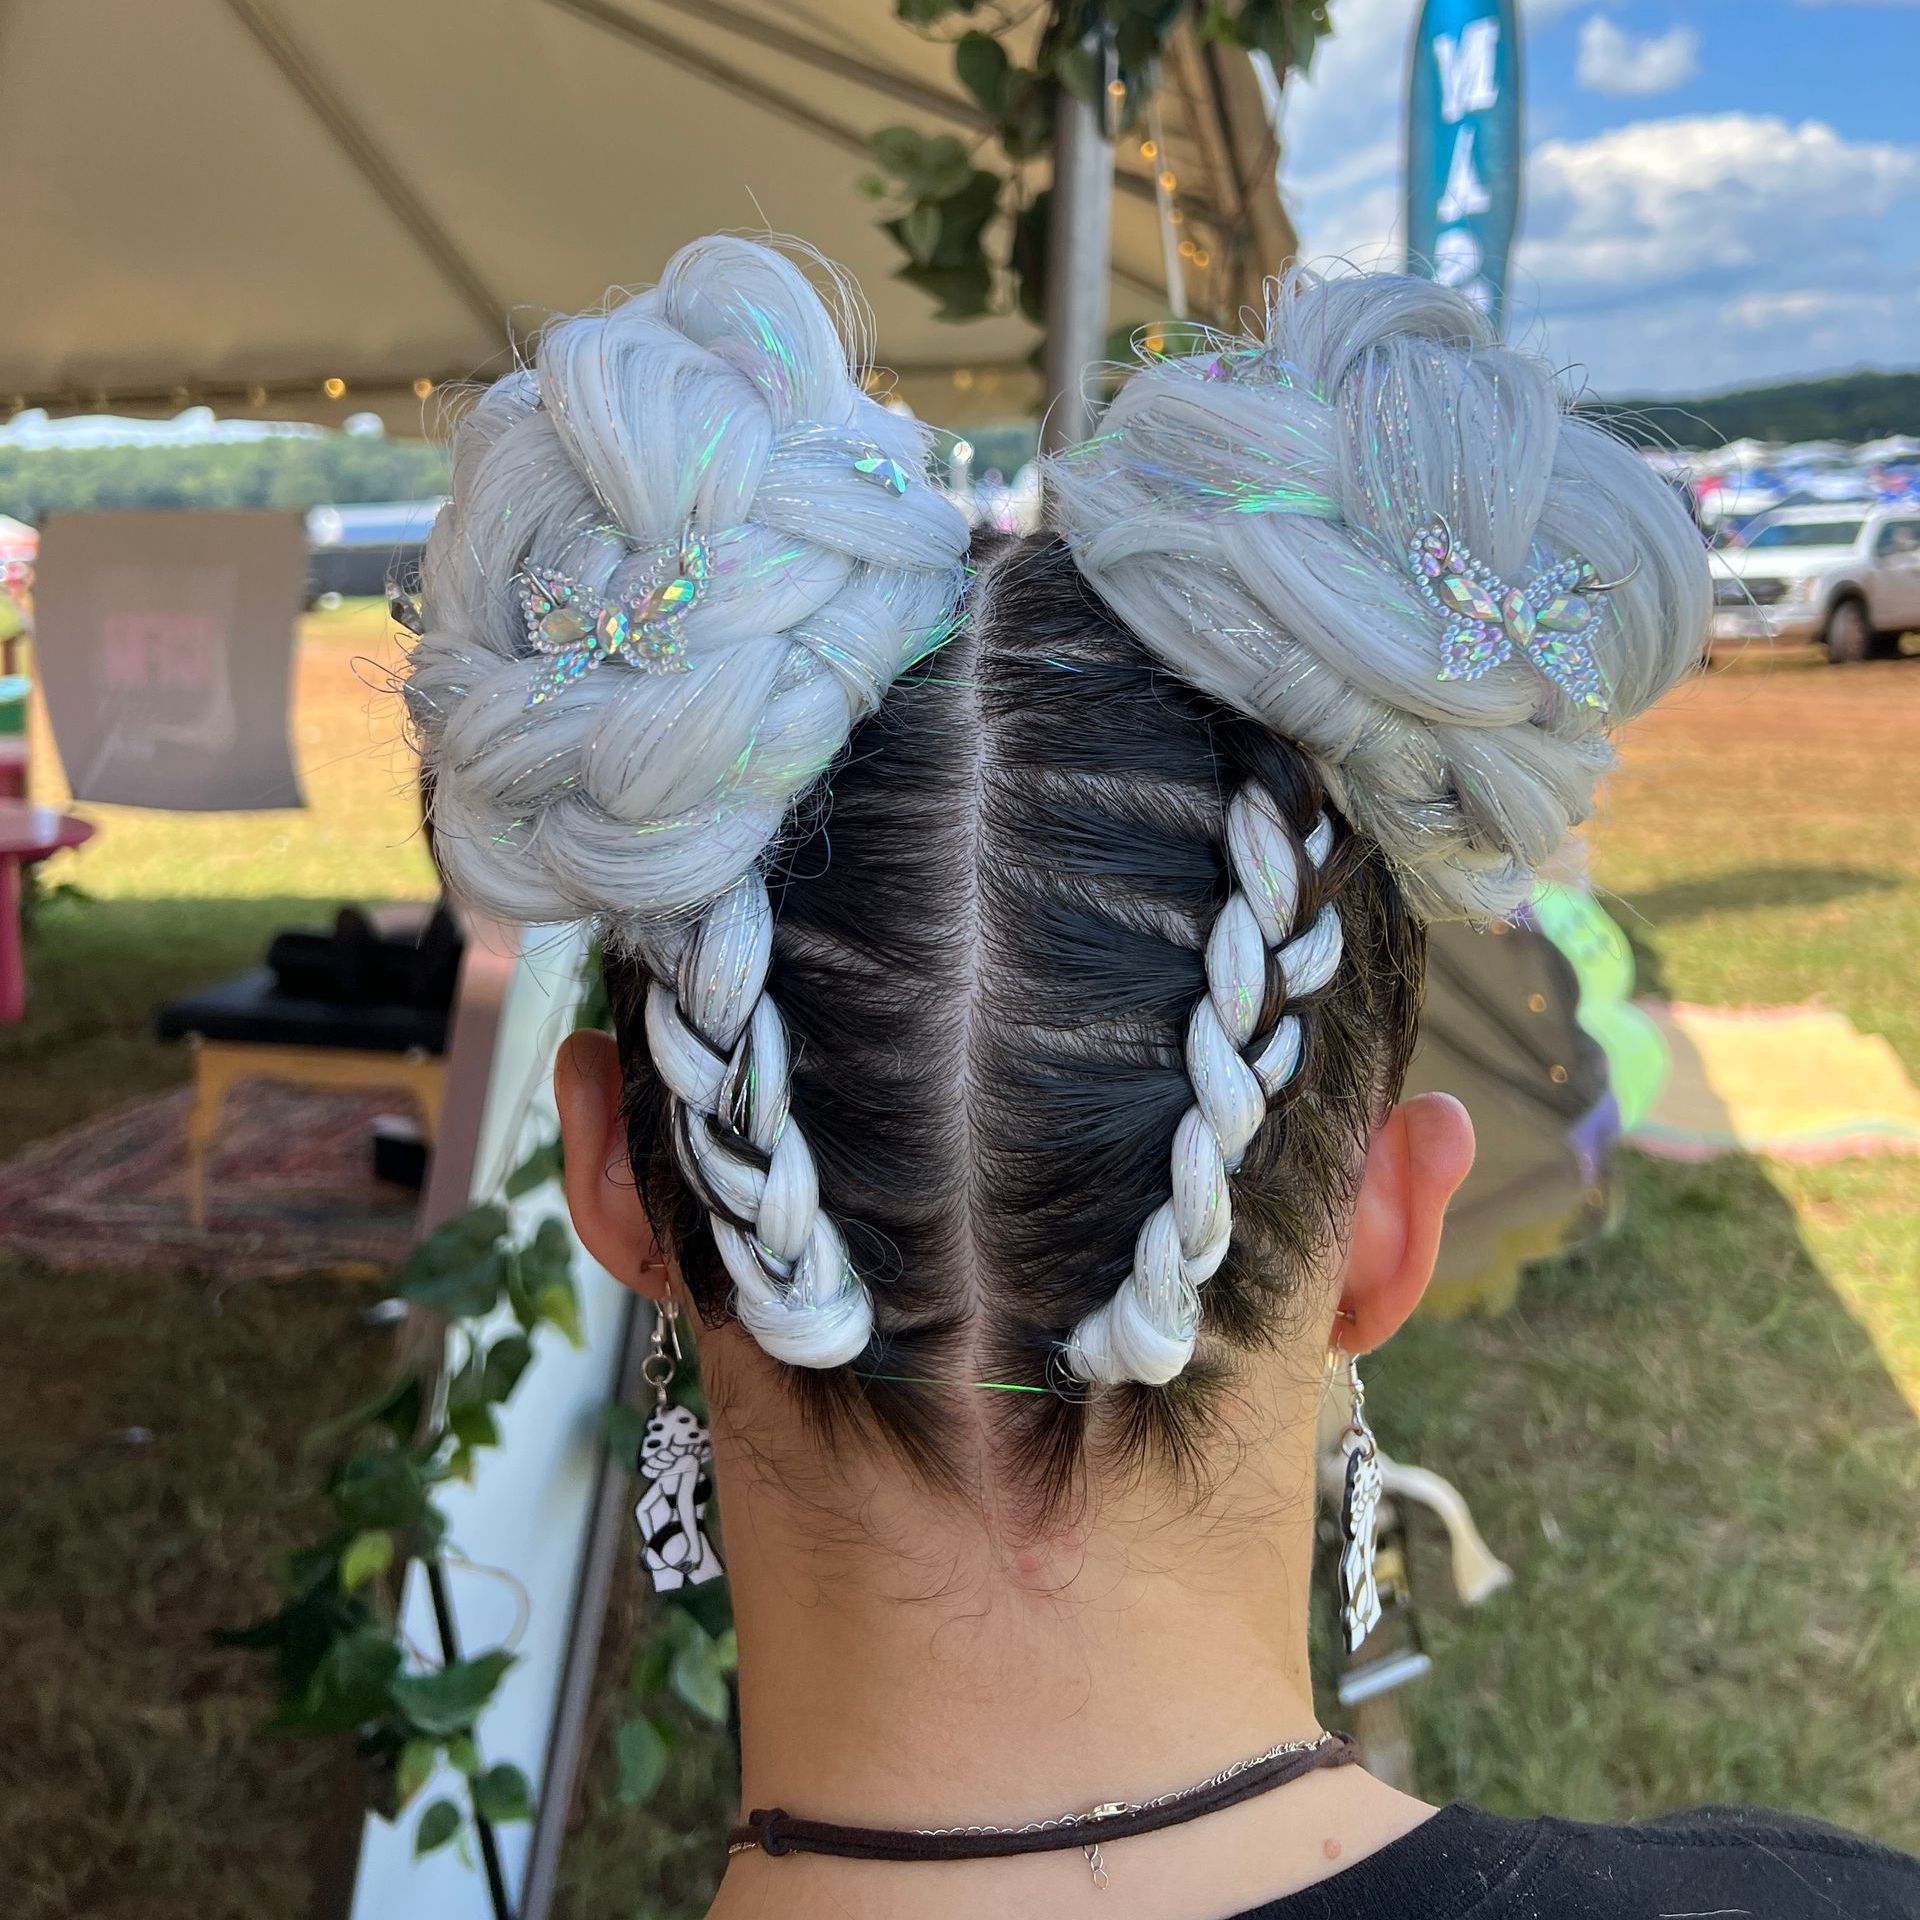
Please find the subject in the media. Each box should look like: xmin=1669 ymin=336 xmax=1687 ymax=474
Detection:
xmin=1047 ymin=269 xmax=1710 ymax=921
xmin=405 ymin=234 xmax=971 ymax=940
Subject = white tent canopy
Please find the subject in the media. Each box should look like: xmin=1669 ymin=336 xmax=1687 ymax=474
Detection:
xmin=0 ymin=0 xmax=1295 ymax=429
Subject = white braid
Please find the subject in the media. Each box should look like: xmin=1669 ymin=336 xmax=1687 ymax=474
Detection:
xmin=402 ymin=235 xmax=970 ymax=1372
xmin=1066 ymin=786 xmax=1343 ymax=1386
xmin=641 ymin=874 xmax=869 ymax=1367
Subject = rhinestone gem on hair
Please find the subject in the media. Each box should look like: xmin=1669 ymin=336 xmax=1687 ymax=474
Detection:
xmin=1407 ymin=519 xmax=1632 ymax=712
xmin=852 ymin=450 xmax=912 ymax=495
xmin=517 ymin=530 xmax=709 ymax=706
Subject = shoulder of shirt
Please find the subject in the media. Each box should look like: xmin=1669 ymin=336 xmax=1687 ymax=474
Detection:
xmin=1587 ymin=1803 xmax=1919 ymax=1865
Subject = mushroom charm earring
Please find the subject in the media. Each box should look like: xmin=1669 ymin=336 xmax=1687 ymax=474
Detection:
xmin=1337 ymin=1352 xmax=1384 ymax=1652
xmin=632 ymin=1300 xmax=723 ymax=1593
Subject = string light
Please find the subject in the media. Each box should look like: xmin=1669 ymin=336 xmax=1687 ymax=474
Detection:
xmin=1192 ymin=248 xmax=1211 ymax=270
xmin=952 ymin=369 xmax=976 ymax=391
xmin=1140 ymin=139 xmax=1158 ymax=160
xmin=1158 ymin=169 xmax=1177 ymax=192
xmin=413 ymin=377 xmax=434 ymax=399
xmin=323 ymin=376 xmax=347 ymax=400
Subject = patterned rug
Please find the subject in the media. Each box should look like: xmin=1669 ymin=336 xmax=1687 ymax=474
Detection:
xmin=0 ymin=1079 xmax=423 ymax=1279
xmin=1631 ymin=1001 xmax=1920 ymax=1164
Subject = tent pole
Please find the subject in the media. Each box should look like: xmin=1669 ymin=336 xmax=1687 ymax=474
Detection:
xmin=1041 ymin=76 xmax=1116 ymax=456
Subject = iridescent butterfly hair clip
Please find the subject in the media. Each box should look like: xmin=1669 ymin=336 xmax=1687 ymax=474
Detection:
xmin=1406 ymin=517 xmax=1636 ymax=712
xmin=516 ymin=528 xmax=710 ymax=708
xmin=514 ymin=446 xmax=913 ymax=709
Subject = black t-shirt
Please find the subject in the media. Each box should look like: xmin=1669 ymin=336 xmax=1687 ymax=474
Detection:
xmin=1232 ymin=1802 xmax=1920 ymax=1919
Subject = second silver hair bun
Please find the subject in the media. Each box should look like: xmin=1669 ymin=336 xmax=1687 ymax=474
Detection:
xmin=1047 ymin=271 xmax=1710 ymax=921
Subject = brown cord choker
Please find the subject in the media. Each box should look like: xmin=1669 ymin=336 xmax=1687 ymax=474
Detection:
xmin=727 ymin=1730 xmax=1359 ymax=1884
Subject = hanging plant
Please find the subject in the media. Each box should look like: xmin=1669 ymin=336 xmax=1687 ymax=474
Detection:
xmin=221 ymin=973 xmax=604 ymax=1875
xmin=862 ymin=0 xmax=1334 ymax=326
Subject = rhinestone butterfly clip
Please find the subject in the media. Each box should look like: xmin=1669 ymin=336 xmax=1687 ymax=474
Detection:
xmin=517 ymin=530 xmax=710 ymax=708
xmin=1408 ymin=520 xmax=1633 ymax=712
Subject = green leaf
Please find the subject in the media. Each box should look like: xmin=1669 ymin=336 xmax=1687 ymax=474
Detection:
xmin=415 ymin=1798 xmax=462 ymax=1855
xmin=894 ymin=260 xmax=995 ymax=323
xmin=954 ymin=30 xmax=1009 ymax=115
xmin=869 ymin=124 xmax=929 ymax=178
xmin=902 ymin=202 xmax=941 ymax=266
xmin=998 ymin=69 xmax=1054 ymax=161
xmin=519 ymin=1215 xmax=574 ymax=1291
xmin=669 ymin=1640 xmax=732 ymax=1725
xmin=1011 ymin=189 xmax=1051 ymax=323
xmin=340 ymin=1529 xmax=394 ymax=1593
xmin=614 ymin=1716 xmax=671 ymax=1806
xmin=856 ymin=171 xmax=890 ymax=200
xmin=895 ymin=0 xmax=976 ymax=26
xmin=304 ymin=1370 xmax=424 ymax=1454
xmin=604 ymin=1399 xmax=650 ymax=1470
xmin=712 ymin=1627 xmax=739 ymax=1674
xmin=285 ymin=1624 xmax=403 ymax=1735
xmin=390 ymin=1650 xmax=516 ymax=1737
xmin=330 ymin=1449 xmax=431 ymax=1533
xmin=627 ymin=1633 xmax=672 ymax=1700
xmin=446 ymin=1733 xmax=483 ymax=1777
xmin=480 ymin=1335 xmax=534 ymax=1407
xmin=396 ymin=1212 xmax=509 ymax=1319
xmin=504 ymin=1137 xmax=563 ymax=1200
xmin=535 ymin=1278 xmax=585 ymax=1347
xmin=396 ymin=1736 xmax=437 ymax=1806
xmin=472 ymin=1761 xmax=535 ymax=1824
xmin=885 ymin=169 xmax=1000 ymax=269
xmin=446 ymin=1400 xmax=498 ymax=1452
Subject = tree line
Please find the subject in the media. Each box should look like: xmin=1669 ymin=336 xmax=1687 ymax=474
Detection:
xmin=0 ymin=435 xmax=450 ymax=526
xmin=1581 ymin=369 xmax=1920 ymax=451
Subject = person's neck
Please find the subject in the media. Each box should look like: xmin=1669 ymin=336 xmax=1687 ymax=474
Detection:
xmin=698 ymin=1344 xmax=1433 ymax=1920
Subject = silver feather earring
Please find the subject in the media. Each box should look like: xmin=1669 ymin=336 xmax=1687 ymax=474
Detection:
xmin=632 ymin=1300 xmax=723 ymax=1593
xmin=1337 ymin=1351 xmax=1385 ymax=1652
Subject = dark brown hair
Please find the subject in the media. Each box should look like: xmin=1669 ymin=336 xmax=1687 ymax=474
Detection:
xmin=605 ymin=533 xmax=1425 ymax=1521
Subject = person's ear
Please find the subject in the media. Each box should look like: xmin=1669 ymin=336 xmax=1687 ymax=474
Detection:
xmin=553 ymin=1029 xmax=669 ymax=1302
xmin=1332 ymin=1092 xmax=1475 ymax=1353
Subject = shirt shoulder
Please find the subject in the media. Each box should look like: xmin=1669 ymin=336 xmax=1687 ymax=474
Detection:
xmin=1228 ymin=1802 xmax=1920 ymax=1920
xmin=1522 ymin=1803 xmax=1920 ymax=1919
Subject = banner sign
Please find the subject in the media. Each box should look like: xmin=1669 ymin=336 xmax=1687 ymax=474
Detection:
xmin=34 ymin=510 xmax=305 ymax=811
xmin=1405 ymin=0 xmax=1523 ymax=333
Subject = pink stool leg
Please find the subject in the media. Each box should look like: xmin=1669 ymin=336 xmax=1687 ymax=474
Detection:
xmin=0 ymin=855 xmax=23 ymax=1023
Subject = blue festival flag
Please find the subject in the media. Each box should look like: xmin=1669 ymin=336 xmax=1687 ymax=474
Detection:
xmin=1405 ymin=0 xmax=1524 ymax=334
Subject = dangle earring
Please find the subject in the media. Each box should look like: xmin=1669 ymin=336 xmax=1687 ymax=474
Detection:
xmin=632 ymin=1298 xmax=724 ymax=1593
xmin=1336 ymin=1350 xmax=1384 ymax=1652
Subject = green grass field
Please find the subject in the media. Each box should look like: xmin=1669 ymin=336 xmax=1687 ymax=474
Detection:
xmin=4 ymin=611 xmax=1916 ymax=1917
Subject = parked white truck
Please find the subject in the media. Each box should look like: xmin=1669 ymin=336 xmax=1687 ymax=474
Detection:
xmin=1709 ymin=505 xmax=1920 ymax=662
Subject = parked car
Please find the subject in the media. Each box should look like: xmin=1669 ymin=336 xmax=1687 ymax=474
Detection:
xmin=305 ymin=498 xmax=445 ymax=607
xmin=1708 ymin=506 xmax=1920 ymax=662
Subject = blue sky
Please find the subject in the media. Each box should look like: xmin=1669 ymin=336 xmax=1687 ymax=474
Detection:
xmin=1280 ymin=0 xmax=1920 ymax=396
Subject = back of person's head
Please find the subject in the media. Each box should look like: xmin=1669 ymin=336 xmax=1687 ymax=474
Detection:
xmin=403 ymin=234 xmax=1707 ymax=1527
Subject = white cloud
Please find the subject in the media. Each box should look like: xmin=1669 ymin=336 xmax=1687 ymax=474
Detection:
xmin=1524 ymin=114 xmax=1920 ymax=292
xmin=1283 ymin=78 xmax=1920 ymax=395
xmin=1575 ymin=17 xmax=1701 ymax=95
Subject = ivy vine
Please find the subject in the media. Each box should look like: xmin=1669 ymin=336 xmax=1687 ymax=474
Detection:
xmin=863 ymin=0 xmax=1333 ymax=327
xmin=222 ymin=975 xmax=604 ymax=1883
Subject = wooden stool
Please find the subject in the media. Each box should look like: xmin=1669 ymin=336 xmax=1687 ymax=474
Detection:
xmin=185 ymin=1036 xmax=449 ymax=1228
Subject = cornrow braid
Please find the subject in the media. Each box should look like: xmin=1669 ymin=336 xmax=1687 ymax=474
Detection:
xmin=641 ymin=874 xmax=869 ymax=1367
xmin=1065 ymin=787 xmax=1344 ymax=1386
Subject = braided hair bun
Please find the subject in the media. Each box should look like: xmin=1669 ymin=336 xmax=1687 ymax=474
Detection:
xmin=1047 ymin=270 xmax=1709 ymax=922
xmin=403 ymin=236 xmax=970 ymax=1368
